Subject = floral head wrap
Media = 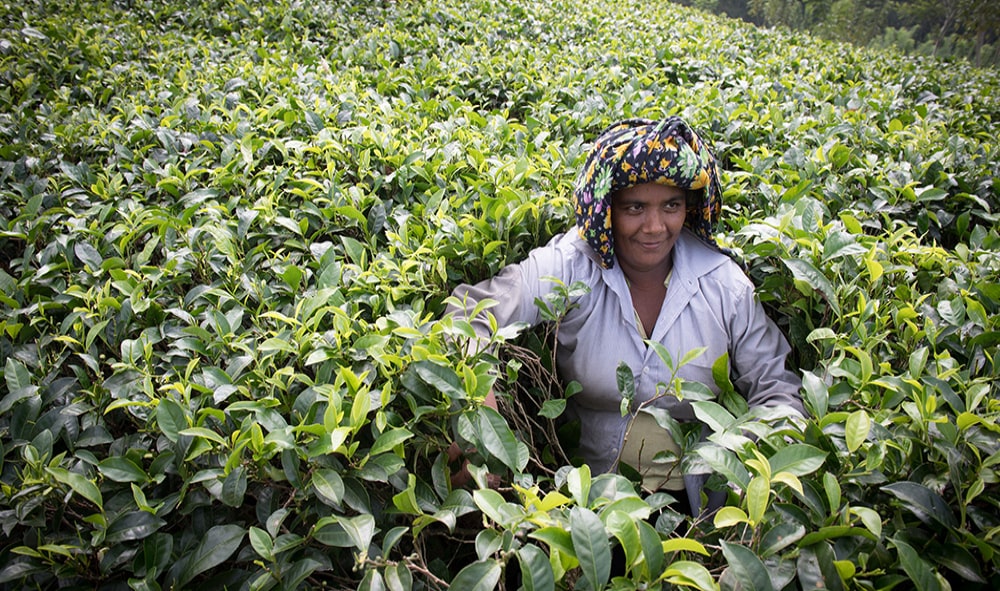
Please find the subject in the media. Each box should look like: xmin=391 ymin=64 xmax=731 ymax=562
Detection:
xmin=573 ymin=116 xmax=723 ymax=268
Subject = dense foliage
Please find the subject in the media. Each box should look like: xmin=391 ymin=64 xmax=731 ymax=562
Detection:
xmin=0 ymin=0 xmax=998 ymax=589
xmin=674 ymin=0 xmax=1000 ymax=67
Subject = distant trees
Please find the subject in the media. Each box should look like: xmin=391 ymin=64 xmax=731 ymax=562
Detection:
xmin=674 ymin=0 xmax=999 ymax=67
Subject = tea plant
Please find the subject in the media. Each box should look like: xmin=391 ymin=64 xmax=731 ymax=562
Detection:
xmin=0 ymin=0 xmax=997 ymax=589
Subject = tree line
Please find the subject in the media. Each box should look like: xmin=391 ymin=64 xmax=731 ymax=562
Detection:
xmin=674 ymin=0 xmax=999 ymax=68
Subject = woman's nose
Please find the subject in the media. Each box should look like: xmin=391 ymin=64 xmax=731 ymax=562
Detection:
xmin=642 ymin=211 xmax=668 ymax=232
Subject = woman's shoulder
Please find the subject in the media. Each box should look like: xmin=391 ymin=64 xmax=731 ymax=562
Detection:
xmin=528 ymin=230 xmax=604 ymax=271
xmin=675 ymin=231 xmax=753 ymax=291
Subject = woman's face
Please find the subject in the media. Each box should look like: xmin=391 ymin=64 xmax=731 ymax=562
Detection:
xmin=611 ymin=183 xmax=687 ymax=277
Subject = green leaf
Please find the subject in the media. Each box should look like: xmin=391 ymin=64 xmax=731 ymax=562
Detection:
xmin=5 ymin=357 xmax=32 ymax=392
xmin=696 ymin=445 xmax=750 ymax=489
xmin=46 ymin=467 xmax=103 ymax=510
xmin=881 ymin=481 xmax=957 ymax=528
xmin=784 ymin=258 xmax=840 ymax=314
xmin=935 ymin=543 xmax=986 ymax=584
xmin=796 ymin=542 xmax=845 ymax=591
xmin=678 ymin=346 xmax=708 ymax=367
xmin=714 ymin=506 xmax=749 ymax=528
xmin=721 ymin=541 xmax=775 ymax=591
xmin=358 ymin=569 xmax=386 ymax=591
xmin=174 ymin=524 xmax=245 ymax=587
xmin=74 ymin=242 xmax=103 ymax=270
xmin=281 ymin=556 xmax=324 ymax=589
xmin=893 ymin=539 xmax=942 ymax=591
xmin=570 ymin=506 xmax=611 ymax=590
xmin=413 ymin=361 xmax=466 ymax=401
xmin=766 ymin=444 xmax=827 ymax=477
xmin=178 ymin=427 xmax=225 ymax=446
xmin=647 ymin=340 xmax=675 ymax=372
xmin=822 ymin=231 xmax=866 ymax=262
xmin=339 ymin=514 xmax=376 ymax=551
xmin=449 ymin=560 xmax=501 ymax=591
xmin=759 ymin=522 xmax=805 ymax=556
xmin=850 ymin=506 xmax=883 ymax=539
xmin=529 ymin=527 xmax=575 ymax=558
xmin=800 ymin=371 xmax=829 ymax=418
xmin=517 ymin=545 xmax=555 ymax=591
xmin=823 ymin=472 xmax=841 ymax=511
xmin=476 ymin=406 xmax=529 ymax=473
xmin=661 ymin=538 xmax=710 ymax=556
xmin=249 ymin=526 xmax=274 ymax=561
xmin=567 ymin=464 xmax=592 ymax=507
xmin=382 ymin=526 xmax=409 ymax=557
xmin=798 ymin=526 xmax=876 ymax=546
xmin=606 ymin=510 xmax=641 ymax=574
xmin=259 ymin=337 xmax=296 ymax=354
xmin=638 ymin=520 xmax=664 ymax=577
xmin=0 ymin=358 xmax=37 ymax=413
xmin=98 ymin=456 xmax=149 ymax=483
xmin=140 ymin=533 xmax=173 ymax=576
xmin=392 ymin=473 xmax=422 ymax=516
xmin=342 ymin=236 xmax=367 ymax=265
xmin=844 ymin=410 xmax=870 ymax=452
xmin=660 ymin=560 xmax=719 ymax=590
xmin=539 ymin=399 xmax=566 ymax=419
xmin=473 ymin=488 xmax=520 ymax=528
xmin=304 ymin=110 xmax=325 ymax=133
xmin=370 ymin=427 xmax=413 ymax=457
xmin=105 ymin=510 xmax=166 ymax=544
xmin=475 ymin=529 xmax=502 ymax=561
xmin=746 ymin=475 xmax=770 ymax=525
xmin=384 ymin=562 xmax=413 ymax=591
xmin=281 ymin=264 xmax=304 ymax=291
xmin=908 ymin=346 xmax=929 ymax=378
xmin=690 ymin=400 xmax=736 ymax=432
xmin=221 ymin=466 xmax=247 ymax=507
xmin=155 ymin=399 xmax=187 ymax=443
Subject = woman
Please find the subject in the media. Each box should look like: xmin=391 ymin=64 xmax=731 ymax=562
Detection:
xmin=446 ymin=117 xmax=804 ymax=515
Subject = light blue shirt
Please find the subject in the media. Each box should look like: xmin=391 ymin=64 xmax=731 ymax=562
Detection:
xmin=448 ymin=229 xmax=804 ymax=506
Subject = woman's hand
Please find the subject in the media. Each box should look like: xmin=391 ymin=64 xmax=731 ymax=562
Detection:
xmin=447 ymin=440 xmax=474 ymax=487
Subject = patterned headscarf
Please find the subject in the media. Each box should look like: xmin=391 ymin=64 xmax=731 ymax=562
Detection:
xmin=573 ymin=117 xmax=723 ymax=268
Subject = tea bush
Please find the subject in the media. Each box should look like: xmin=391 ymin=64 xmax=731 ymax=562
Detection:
xmin=0 ymin=0 xmax=997 ymax=589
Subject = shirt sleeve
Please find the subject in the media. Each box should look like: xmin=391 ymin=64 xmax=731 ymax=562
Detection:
xmin=726 ymin=280 xmax=806 ymax=416
xmin=444 ymin=233 xmax=592 ymax=352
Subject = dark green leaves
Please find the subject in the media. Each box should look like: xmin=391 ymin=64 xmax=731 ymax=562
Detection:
xmin=892 ymin=539 xmax=942 ymax=591
xmin=476 ymin=406 xmax=529 ymax=473
xmin=881 ymin=482 xmax=957 ymax=529
xmin=449 ymin=560 xmax=501 ymax=591
xmin=1 ymin=358 xmax=37 ymax=414
xmin=171 ymin=525 xmax=245 ymax=588
xmin=518 ymin=545 xmax=555 ymax=591
xmin=783 ymin=258 xmax=840 ymax=315
xmin=570 ymin=506 xmax=611 ymax=590
xmin=45 ymin=467 xmax=102 ymax=509
xmin=105 ymin=511 xmax=166 ymax=544
xmin=721 ymin=542 xmax=774 ymax=591
xmin=412 ymin=360 xmax=467 ymax=401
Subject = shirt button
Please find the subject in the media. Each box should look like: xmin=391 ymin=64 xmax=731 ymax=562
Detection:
xmin=642 ymin=367 xmax=650 ymax=374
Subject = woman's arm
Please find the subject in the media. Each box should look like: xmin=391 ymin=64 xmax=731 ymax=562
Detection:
xmin=728 ymin=283 xmax=806 ymax=416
